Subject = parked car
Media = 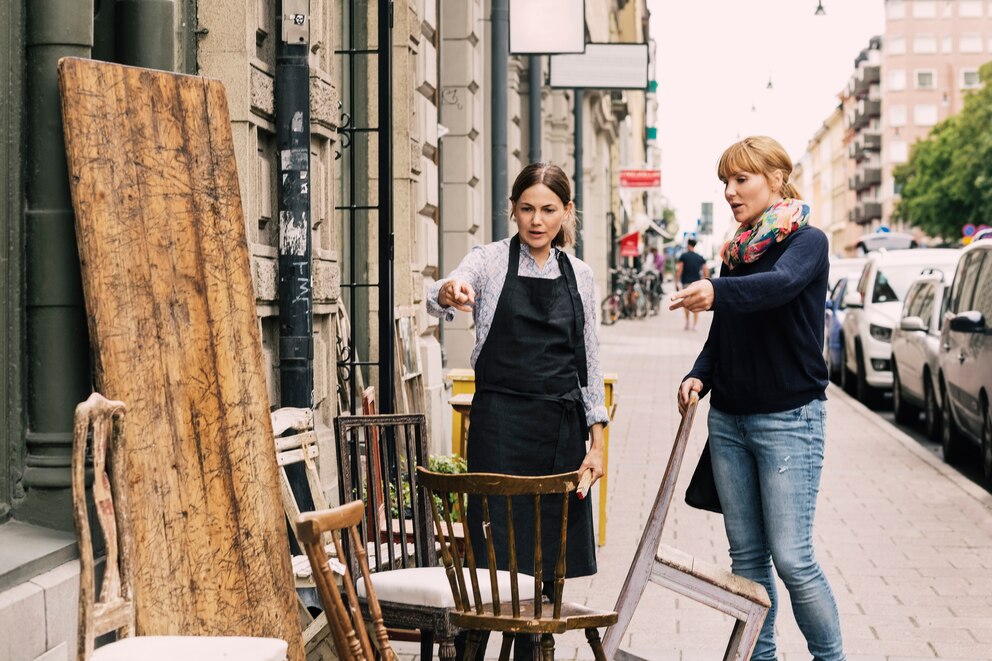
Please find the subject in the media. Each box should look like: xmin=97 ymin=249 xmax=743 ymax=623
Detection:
xmin=824 ymin=258 xmax=867 ymax=383
xmin=890 ymin=268 xmax=957 ymax=439
xmin=937 ymin=238 xmax=992 ymax=481
xmin=855 ymin=231 xmax=918 ymax=255
xmin=841 ymin=248 xmax=963 ymax=408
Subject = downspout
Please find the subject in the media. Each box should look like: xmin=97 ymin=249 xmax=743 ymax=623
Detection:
xmin=21 ymin=0 xmax=94 ymax=529
xmin=528 ymin=56 xmax=541 ymax=164
xmin=491 ymin=0 xmax=508 ymax=241
xmin=378 ymin=0 xmax=395 ymax=413
xmin=116 ymin=0 xmax=175 ymax=69
xmin=573 ymin=90 xmax=584 ymax=259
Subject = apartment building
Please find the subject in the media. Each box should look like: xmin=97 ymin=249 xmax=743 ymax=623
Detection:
xmin=849 ymin=37 xmax=884 ymax=230
xmin=881 ymin=0 xmax=992 ymax=227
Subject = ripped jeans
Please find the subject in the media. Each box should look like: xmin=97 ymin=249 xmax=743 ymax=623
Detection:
xmin=708 ymin=399 xmax=845 ymax=661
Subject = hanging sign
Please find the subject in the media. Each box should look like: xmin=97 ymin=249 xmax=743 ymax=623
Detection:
xmin=509 ymin=0 xmax=586 ymax=54
xmin=619 ymin=231 xmax=640 ymax=257
xmin=619 ymin=169 xmax=661 ymax=189
xmin=549 ymin=43 xmax=650 ymax=90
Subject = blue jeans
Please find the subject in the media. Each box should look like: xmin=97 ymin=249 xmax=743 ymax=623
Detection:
xmin=708 ymin=399 xmax=844 ymax=661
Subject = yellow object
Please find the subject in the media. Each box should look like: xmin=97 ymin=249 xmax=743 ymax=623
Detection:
xmin=444 ymin=369 xmax=618 ymax=546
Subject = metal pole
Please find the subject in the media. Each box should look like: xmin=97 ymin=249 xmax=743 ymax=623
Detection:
xmin=528 ymin=56 xmax=541 ymax=164
xmin=573 ymin=90 xmax=584 ymax=259
xmin=22 ymin=0 xmax=94 ymax=529
xmin=378 ymin=0 xmax=395 ymax=414
xmin=115 ymin=0 xmax=175 ymax=70
xmin=491 ymin=0 xmax=508 ymax=241
xmin=276 ymin=1 xmax=314 ymax=508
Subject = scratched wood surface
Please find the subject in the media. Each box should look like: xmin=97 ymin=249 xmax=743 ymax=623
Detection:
xmin=59 ymin=57 xmax=303 ymax=661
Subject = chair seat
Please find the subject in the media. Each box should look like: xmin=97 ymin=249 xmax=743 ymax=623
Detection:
xmin=657 ymin=544 xmax=771 ymax=607
xmin=357 ymin=566 xmax=536 ymax=609
xmin=451 ymin=599 xmax=618 ymax=634
xmin=91 ymin=636 xmax=288 ymax=661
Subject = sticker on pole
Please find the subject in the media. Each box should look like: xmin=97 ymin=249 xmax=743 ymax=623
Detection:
xmin=619 ymin=169 xmax=661 ymax=190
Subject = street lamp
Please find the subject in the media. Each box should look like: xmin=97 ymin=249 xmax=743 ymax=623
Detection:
xmin=815 ymin=1 xmax=826 ymax=16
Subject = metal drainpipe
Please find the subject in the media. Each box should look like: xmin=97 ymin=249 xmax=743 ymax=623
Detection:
xmin=378 ymin=0 xmax=395 ymax=414
xmin=528 ymin=56 xmax=541 ymax=164
xmin=573 ymin=90 xmax=584 ymax=259
xmin=116 ymin=0 xmax=175 ymax=70
xmin=21 ymin=0 xmax=94 ymax=529
xmin=276 ymin=1 xmax=314 ymax=509
xmin=490 ymin=0 xmax=508 ymax=241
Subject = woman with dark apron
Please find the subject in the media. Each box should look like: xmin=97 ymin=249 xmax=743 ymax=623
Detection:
xmin=427 ymin=163 xmax=609 ymax=659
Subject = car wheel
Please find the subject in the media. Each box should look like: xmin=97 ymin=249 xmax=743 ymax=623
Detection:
xmin=841 ymin=342 xmax=856 ymax=395
xmin=892 ymin=366 xmax=919 ymax=425
xmin=924 ymin=376 xmax=941 ymax=442
xmin=856 ymin=345 xmax=882 ymax=409
xmin=941 ymin=381 xmax=964 ymax=465
xmin=982 ymin=401 xmax=992 ymax=484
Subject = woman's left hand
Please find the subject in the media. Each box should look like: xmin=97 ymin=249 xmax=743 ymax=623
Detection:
xmin=669 ymin=279 xmax=714 ymax=312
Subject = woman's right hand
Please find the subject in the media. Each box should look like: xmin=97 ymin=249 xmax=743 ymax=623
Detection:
xmin=438 ymin=279 xmax=476 ymax=312
xmin=678 ymin=378 xmax=703 ymax=416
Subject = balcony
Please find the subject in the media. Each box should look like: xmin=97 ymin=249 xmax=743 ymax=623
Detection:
xmin=854 ymin=167 xmax=882 ymax=192
xmin=864 ymin=99 xmax=881 ymax=118
xmin=853 ymin=65 xmax=881 ymax=96
xmin=863 ymin=131 xmax=881 ymax=151
xmin=862 ymin=201 xmax=882 ymax=221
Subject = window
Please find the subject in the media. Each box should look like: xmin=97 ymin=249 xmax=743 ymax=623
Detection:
xmin=974 ymin=251 xmax=992 ymax=319
xmin=962 ymin=68 xmax=981 ymax=89
xmin=960 ymin=0 xmax=984 ymax=17
xmin=889 ymin=140 xmax=909 ymax=163
xmin=950 ymin=252 xmax=985 ymax=312
xmin=915 ymin=70 xmax=936 ymax=89
xmin=942 ymin=35 xmax=954 ymax=53
xmin=913 ymin=35 xmax=938 ymax=54
xmin=889 ymin=69 xmax=907 ymax=91
xmin=887 ymin=0 xmax=906 ymax=19
xmin=960 ymin=34 xmax=984 ymax=52
xmin=889 ymin=105 xmax=907 ymax=127
xmin=913 ymin=0 xmax=937 ymax=17
xmin=914 ymin=104 xmax=939 ymax=126
xmin=889 ymin=36 xmax=906 ymax=54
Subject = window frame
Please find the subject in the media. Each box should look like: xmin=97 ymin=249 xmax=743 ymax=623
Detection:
xmin=960 ymin=33 xmax=984 ymax=53
xmin=913 ymin=34 xmax=938 ymax=54
xmin=961 ymin=68 xmax=981 ymax=89
xmin=889 ymin=69 xmax=907 ymax=91
xmin=914 ymin=68 xmax=937 ymax=90
xmin=912 ymin=0 xmax=937 ymax=18
xmin=913 ymin=103 xmax=939 ymax=126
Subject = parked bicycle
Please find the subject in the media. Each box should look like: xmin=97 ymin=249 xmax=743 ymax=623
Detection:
xmin=601 ymin=268 xmax=649 ymax=324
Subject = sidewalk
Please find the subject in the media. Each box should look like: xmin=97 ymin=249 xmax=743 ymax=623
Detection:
xmin=404 ymin=305 xmax=992 ymax=660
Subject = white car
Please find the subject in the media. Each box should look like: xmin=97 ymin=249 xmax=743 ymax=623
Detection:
xmin=841 ymin=249 xmax=963 ymax=408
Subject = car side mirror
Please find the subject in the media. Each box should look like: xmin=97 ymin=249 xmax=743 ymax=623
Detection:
xmin=825 ymin=299 xmax=833 ymax=310
xmin=843 ymin=291 xmax=863 ymax=309
xmin=949 ymin=311 xmax=986 ymax=333
xmin=899 ymin=316 xmax=926 ymax=332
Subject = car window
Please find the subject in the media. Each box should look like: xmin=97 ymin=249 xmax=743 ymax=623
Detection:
xmin=916 ymin=285 xmax=935 ymax=331
xmin=832 ymin=278 xmax=848 ymax=309
xmin=938 ymin=285 xmax=951 ymax=330
xmin=857 ymin=264 xmax=871 ymax=298
xmin=902 ymin=283 xmax=922 ymax=318
xmin=951 ymin=251 xmax=986 ymax=314
xmin=872 ymin=265 xmax=925 ymax=303
xmin=972 ymin=250 xmax=992 ymax=321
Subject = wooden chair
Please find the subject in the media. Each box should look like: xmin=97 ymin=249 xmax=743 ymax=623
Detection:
xmin=335 ymin=413 xmax=462 ymax=660
xmin=417 ymin=467 xmax=618 ymax=661
xmin=601 ymin=394 xmax=771 ymax=661
xmin=71 ymin=392 xmax=289 ymax=661
xmin=296 ymin=501 xmax=397 ymax=661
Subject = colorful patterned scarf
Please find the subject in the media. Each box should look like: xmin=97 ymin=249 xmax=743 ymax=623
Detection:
xmin=721 ymin=198 xmax=810 ymax=270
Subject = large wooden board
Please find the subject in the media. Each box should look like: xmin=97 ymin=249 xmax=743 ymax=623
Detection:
xmin=59 ymin=58 xmax=303 ymax=660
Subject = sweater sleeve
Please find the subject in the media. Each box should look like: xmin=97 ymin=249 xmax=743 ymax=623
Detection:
xmin=710 ymin=229 xmax=828 ymax=314
xmin=684 ymin=313 xmax=718 ymax=399
xmin=425 ymin=244 xmax=490 ymax=321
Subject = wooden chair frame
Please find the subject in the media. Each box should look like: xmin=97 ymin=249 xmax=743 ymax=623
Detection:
xmin=417 ymin=468 xmax=617 ymax=661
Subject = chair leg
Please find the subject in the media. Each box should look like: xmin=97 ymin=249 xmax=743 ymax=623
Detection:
xmin=420 ymin=630 xmax=435 ymax=661
xmin=584 ymin=628 xmax=607 ymax=661
xmin=438 ymin=634 xmax=457 ymax=661
xmin=498 ymin=633 xmax=514 ymax=661
xmin=539 ymin=633 xmax=555 ymax=661
xmin=464 ymin=631 xmax=483 ymax=661
xmin=723 ymin=605 xmax=767 ymax=661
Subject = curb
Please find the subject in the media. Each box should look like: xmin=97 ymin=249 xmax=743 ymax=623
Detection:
xmin=826 ymin=383 xmax=992 ymax=512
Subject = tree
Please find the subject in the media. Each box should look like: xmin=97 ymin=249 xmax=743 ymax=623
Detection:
xmin=894 ymin=62 xmax=992 ymax=240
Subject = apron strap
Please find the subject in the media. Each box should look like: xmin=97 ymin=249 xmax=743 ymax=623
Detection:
xmin=508 ymin=234 xmax=521 ymax=277
xmin=557 ymin=250 xmax=589 ymax=388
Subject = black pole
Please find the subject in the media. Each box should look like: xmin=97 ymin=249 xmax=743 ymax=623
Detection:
xmin=573 ymin=90 xmax=584 ymax=259
xmin=528 ymin=56 xmax=541 ymax=164
xmin=491 ymin=0 xmax=509 ymax=241
xmin=276 ymin=1 xmax=314 ymax=509
xmin=378 ymin=0 xmax=395 ymax=414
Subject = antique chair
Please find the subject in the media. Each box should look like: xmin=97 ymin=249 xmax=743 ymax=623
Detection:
xmin=602 ymin=394 xmax=771 ymax=661
xmin=416 ymin=467 xmax=618 ymax=661
xmin=296 ymin=501 xmax=397 ymax=661
xmin=71 ymin=392 xmax=289 ymax=661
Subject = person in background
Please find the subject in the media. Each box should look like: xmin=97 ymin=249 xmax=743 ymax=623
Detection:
xmin=427 ymin=162 xmax=609 ymax=660
xmin=651 ymin=245 xmax=666 ymax=274
xmin=671 ymin=135 xmax=845 ymax=661
xmin=675 ymin=238 xmax=709 ymax=330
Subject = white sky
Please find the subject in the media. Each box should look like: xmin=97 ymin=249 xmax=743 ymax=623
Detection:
xmin=650 ymin=0 xmax=885 ymax=241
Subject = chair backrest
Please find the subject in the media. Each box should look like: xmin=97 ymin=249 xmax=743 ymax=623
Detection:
xmin=296 ymin=502 xmax=396 ymax=661
xmin=271 ymin=407 xmax=327 ymax=552
xmin=334 ymin=414 xmax=435 ymax=576
xmin=416 ymin=468 xmax=581 ymax=621
xmin=71 ymin=393 xmax=134 ymax=661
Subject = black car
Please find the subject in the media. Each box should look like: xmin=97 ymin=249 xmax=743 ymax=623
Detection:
xmin=937 ymin=238 xmax=992 ymax=482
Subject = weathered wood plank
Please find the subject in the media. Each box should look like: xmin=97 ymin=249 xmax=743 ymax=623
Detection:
xmin=59 ymin=57 xmax=302 ymax=661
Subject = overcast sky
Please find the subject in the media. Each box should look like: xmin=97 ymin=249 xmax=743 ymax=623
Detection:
xmin=650 ymin=0 xmax=886 ymax=240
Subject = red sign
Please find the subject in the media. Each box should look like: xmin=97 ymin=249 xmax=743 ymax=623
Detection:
xmin=619 ymin=169 xmax=661 ymax=189
xmin=619 ymin=231 xmax=640 ymax=257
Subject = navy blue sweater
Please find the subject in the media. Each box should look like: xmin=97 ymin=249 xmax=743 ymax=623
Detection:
xmin=685 ymin=226 xmax=830 ymax=414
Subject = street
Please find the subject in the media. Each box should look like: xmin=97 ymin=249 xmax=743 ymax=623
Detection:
xmin=401 ymin=306 xmax=992 ymax=660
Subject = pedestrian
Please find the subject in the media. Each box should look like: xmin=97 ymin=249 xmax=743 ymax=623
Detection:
xmin=427 ymin=162 xmax=608 ymax=660
xmin=652 ymin=245 xmax=666 ymax=274
xmin=671 ymin=136 xmax=845 ymax=661
xmin=675 ymin=238 xmax=709 ymax=330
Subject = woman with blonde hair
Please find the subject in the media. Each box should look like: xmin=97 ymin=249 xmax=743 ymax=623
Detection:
xmin=672 ymin=136 xmax=845 ymax=660
xmin=427 ymin=162 xmax=608 ymax=659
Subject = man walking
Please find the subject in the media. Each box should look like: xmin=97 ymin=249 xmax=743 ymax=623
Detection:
xmin=675 ymin=239 xmax=709 ymax=330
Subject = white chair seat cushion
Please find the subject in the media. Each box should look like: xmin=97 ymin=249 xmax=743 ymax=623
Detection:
xmin=357 ymin=566 xmax=536 ymax=608
xmin=91 ymin=636 xmax=288 ymax=661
